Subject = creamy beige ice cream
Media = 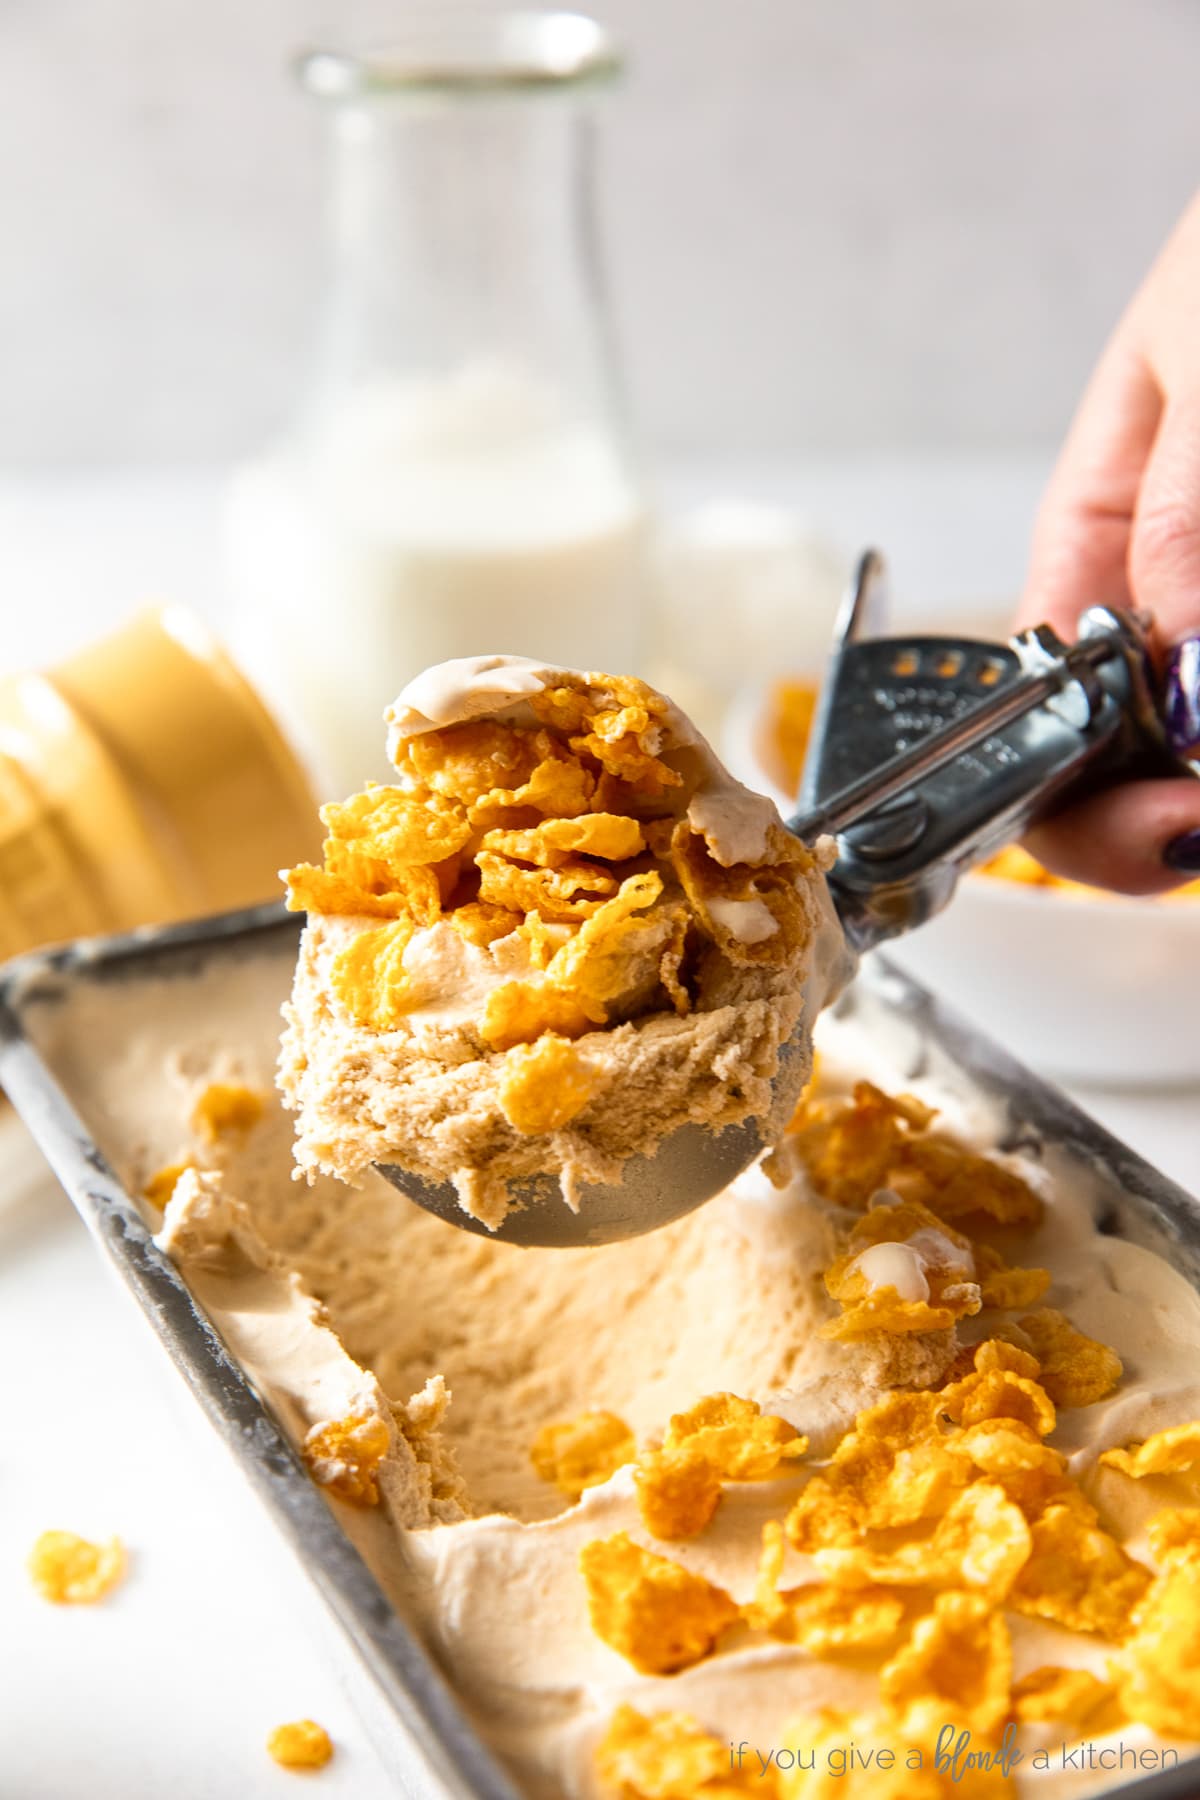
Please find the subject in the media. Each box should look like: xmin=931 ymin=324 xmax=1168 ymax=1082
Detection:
xmin=277 ymin=658 xmax=850 ymax=1227
xmin=28 ymin=939 xmax=1200 ymax=1800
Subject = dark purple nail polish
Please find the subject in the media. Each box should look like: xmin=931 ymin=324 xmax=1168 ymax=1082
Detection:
xmin=1164 ymin=637 xmax=1200 ymax=756
xmin=1164 ymin=828 xmax=1200 ymax=872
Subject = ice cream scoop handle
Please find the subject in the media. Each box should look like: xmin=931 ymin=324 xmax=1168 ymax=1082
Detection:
xmin=786 ymin=550 xmax=1194 ymax=953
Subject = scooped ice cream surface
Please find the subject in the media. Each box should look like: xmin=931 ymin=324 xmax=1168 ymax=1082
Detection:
xmin=279 ymin=658 xmax=851 ymax=1227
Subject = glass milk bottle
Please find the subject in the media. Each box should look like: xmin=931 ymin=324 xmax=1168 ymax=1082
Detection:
xmin=226 ymin=11 xmax=647 ymax=794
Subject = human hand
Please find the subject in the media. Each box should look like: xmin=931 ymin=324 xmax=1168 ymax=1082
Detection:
xmin=1017 ymin=190 xmax=1200 ymax=894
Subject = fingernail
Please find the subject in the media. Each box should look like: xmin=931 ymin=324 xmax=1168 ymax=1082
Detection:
xmin=1164 ymin=637 xmax=1200 ymax=756
xmin=1163 ymin=828 xmax=1200 ymax=872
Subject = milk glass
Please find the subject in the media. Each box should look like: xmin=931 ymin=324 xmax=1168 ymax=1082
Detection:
xmin=227 ymin=11 xmax=646 ymax=793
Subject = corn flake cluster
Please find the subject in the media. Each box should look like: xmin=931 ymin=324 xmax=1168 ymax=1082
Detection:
xmin=578 ymin=1078 xmax=1200 ymax=1798
xmin=284 ymin=672 xmax=818 ymax=1137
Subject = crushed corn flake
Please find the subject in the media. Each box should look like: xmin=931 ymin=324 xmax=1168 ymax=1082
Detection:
xmin=1015 ymin=1308 xmax=1122 ymax=1408
xmin=1010 ymin=1504 xmax=1151 ymax=1639
xmin=498 ymin=1034 xmax=605 ymax=1134
xmin=879 ymin=1590 xmax=1012 ymax=1740
xmin=189 ymin=1082 xmax=264 ymax=1144
xmin=1100 ymin=1419 xmax=1200 ymax=1480
xmin=531 ymin=1411 xmax=636 ymax=1500
xmin=595 ymin=1703 xmax=764 ymax=1800
xmin=142 ymin=1159 xmax=195 ymax=1209
xmin=579 ymin=1531 xmax=739 ymax=1675
xmin=266 ymin=1719 xmax=334 ymax=1771
xmin=28 ymin=1530 xmax=126 ymax=1604
xmin=303 ymin=1411 xmax=391 ymax=1507
xmin=1117 ymin=1555 xmax=1200 ymax=1736
xmin=1011 ymin=1665 xmax=1122 ymax=1730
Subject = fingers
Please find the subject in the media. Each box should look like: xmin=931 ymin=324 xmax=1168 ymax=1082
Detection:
xmin=1128 ymin=393 xmax=1200 ymax=647
xmin=1018 ymin=336 xmax=1161 ymax=636
xmin=1022 ymin=776 xmax=1200 ymax=896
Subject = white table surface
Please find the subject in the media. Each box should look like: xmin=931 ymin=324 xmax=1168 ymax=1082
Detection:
xmin=1 ymin=459 xmax=1196 ymax=1799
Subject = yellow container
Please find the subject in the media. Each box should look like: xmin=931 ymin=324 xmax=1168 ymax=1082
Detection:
xmin=0 ymin=608 xmax=321 ymax=961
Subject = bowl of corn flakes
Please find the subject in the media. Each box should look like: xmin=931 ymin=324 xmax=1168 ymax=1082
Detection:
xmin=725 ymin=677 xmax=1200 ymax=1084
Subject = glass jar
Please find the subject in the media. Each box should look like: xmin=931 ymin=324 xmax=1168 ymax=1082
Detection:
xmin=227 ymin=10 xmax=647 ymax=796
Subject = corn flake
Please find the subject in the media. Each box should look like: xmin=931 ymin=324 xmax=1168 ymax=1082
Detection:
xmin=498 ymin=1034 xmax=604 ymax=1134
xmin=579 ymin=1531 xmax=739 ymax=1675
xmin=1117 ymin=1556 xmax=1200 ymax=1737
xmin=448 ymin=899 xmax=524 ymax=947
xmin=973 ymin=1246 xmax=1050 ymax=1312
xmin=595 ymin=1702 xmax=762 ymax=1800
xmin=747 ymin=1522 xmax=906 ymax=1652
xmin=664 ymin=1392 xmax=807 ymax=1481
xmin=816 ymin=1481 xmax=1031 ymax=1602
xmin=532 ymin=675 xmax=683 ymax=795
xmin=142 ymin=1159 xmax=195 ymax=1209
xmin=266 ymin=1720 xmax=334 ymax=1771
xmin=190 ymin=1082 xmax=264 ymax=1144
xmin=635 ymin=1448 xmax=724 ymax=1541
xmin=880 ymin=1590 xmax=1012 ymax=1740
xmin=476 ymin=849 xmax=619 ymax=921
xmin=397 ymin=720 xmax=545 ymax=806
xmin=1015 ymin=1309 xmax=1122 ymax=1408
xmin=531 ymin=1410 xmax=636 ymax=1501
xmin=1099 ymin=1420 xmax=1200 ymax=1480
xmin=543 ymin=873 xmax=671 ymax=1016
xmin=1010 ymin=1503 xmax=1151 ymax=1639
xmin=941 ymin=1367 xmax=1056 ymax=1439
xmin=482 ymin=813 xmax=646 ymax=866
xmin=321 ymin=784 xmax=471 ymax=867
xmin=28 ymin=1530 xmax=126 ymax=1604
xmin=330 ymin=919 xmax=416 ymax=1031
xmin=481 ymin=980 xmax=595 ymax=1050
xmin=471 ymin=750 xmax=596 ymax=824
xmin=1146 ymin=1507 xmax=1200 ymax=1568
xmin=303 ymin=1411 xmax=391 ymax=1507
xmin=1011 ymin=1665 xmax=1121 ymax=1730
xmin=284 ymin=861 xmax=417 ymax=919
xmin=636 ymin=1396 xmax=805 ymax=1542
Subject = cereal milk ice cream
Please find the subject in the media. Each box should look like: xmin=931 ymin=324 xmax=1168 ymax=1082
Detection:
xmin=278 ymin=658 xmax=850 ymax=1226
xmin=31 ymin=659 xmax=1200 ymax=1800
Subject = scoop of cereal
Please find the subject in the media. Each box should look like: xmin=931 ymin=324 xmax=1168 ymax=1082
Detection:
xmin=279 ymin=658 xmax=851 ymax=1229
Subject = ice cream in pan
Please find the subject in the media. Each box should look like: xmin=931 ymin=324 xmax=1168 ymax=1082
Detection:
xmin=77 ymin=653 xmax=1197 ymax=1797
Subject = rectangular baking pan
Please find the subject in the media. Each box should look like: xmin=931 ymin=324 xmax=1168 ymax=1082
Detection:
xmin=1 ymin=901 xmax=1197 ymax=1800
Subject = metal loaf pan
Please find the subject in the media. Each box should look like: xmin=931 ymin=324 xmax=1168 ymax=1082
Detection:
xmin=1 ymin=901 xmax=1198 ymax=1800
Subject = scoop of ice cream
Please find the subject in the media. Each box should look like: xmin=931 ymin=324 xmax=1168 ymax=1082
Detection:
xmin=279 ymin=659 xmax=851 ymax=1227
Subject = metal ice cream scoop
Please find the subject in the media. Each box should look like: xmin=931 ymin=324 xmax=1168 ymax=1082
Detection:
xmin=375 ymin=548 xmax=1196 ymax=1248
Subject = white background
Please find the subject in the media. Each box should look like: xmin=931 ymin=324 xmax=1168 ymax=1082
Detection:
xmin=1 ymin=0 xmax=1198 ymax=464
xmin=2 ymin=1 xmax=1200 ymax=1793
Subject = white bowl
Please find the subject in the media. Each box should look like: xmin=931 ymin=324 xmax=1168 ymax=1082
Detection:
xmin=723 ymin=683 xmax=1200 ymax=1086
